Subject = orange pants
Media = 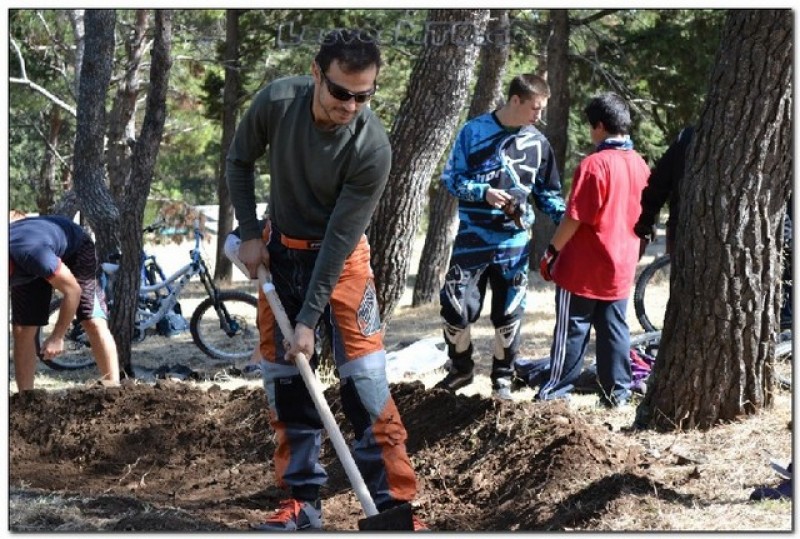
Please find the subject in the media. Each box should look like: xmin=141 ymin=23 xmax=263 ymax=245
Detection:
xmin=257 ymin=224 xmax=417 ymax=508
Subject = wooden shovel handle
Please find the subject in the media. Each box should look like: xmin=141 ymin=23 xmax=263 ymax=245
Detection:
xmin=256 ymin=265 xmax=379 ymax=517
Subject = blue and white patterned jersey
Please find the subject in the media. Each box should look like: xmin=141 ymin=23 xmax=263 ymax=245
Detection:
xmin=441 ymin=112 xmax=565 ymax=266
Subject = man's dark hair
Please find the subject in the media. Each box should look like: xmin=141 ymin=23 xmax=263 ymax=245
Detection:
xmin=583 ymin=92 xmax=632 ymax=135
xmin=507 ymin=73 xmax=550 ymax=101
xmin=315 ymin=29 xmax=382 ymax=74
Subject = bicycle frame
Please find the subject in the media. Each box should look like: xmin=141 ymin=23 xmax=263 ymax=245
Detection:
xmin=135 ymin=261 xmax=198 ymax=331
xmin=38 ymin=220 xmax=259 ymax=369
xmin=104 ymin=223 xmax=237 ymax=336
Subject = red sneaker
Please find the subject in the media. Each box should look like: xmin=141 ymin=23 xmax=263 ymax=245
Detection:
xmin=413 ymin=515 xmax=430 ymax=532
xmin=251 ymin=499 xmax=323 ymax=531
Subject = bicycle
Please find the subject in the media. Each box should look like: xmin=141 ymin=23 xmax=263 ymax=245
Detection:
xmin=632 ymin=254 xmax=792 ymax=388
xmin=633 ymin=253 xmax=671 ymax=333
xmin=37 ymin=221 xmax=259 ymax=370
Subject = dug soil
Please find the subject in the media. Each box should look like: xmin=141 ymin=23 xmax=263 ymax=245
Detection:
xmin=11 ymin=379 xmax=660 ymax=531
xmin=9 ymin=375 xmax=776 ymax=532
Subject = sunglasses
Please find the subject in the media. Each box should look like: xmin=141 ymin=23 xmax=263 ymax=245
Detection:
xmin=319 ymin=68 xmax=376 ymax=104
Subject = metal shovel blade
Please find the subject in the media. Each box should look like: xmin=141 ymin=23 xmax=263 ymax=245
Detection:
xmin=357 ymin=502 xmax=415 ymax=531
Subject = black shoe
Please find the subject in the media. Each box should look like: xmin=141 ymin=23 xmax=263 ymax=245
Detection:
xmin=596 ymin=396 xmax=630 ymax=409
xmin=434 ymin=369 xmax=474 ymax=391
xmin=750 ymin=480 xmax=792 ymax=501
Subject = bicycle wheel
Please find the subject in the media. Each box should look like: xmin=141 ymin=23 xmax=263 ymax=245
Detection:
xmin=35 ymin=298 xmax=96 ymax=370
xmin=190 ymin=291 xmax=259 ymax=362
xmin=634 ymin=254 xmax=671 ymax=333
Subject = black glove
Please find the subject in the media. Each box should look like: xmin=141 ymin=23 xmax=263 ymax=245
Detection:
xmin=539 ymin=244 xmax=559 ymax=281
xmin=503 ymin=187 xmax=534 ymax=229
xmin=634 ymin=222 xmax=657 ymax=243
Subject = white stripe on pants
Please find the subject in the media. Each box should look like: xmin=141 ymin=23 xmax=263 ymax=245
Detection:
xmin=539 ymin=287 xmax=571 ymax=399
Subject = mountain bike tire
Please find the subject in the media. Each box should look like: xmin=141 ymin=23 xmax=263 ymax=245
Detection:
xmin=630 ymin=331 xmax=662 ymax=358
xmin=190 ymin=291 xmax=259 ymax=362
xmin=634 ymin=254 xmax=671 ymax=333
xmin=36 ymin=298 xmax=96 ymax=370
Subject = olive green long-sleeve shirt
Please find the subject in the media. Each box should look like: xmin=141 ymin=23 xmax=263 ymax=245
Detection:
xmin=226 ymin=75 xmax=391 ymax=329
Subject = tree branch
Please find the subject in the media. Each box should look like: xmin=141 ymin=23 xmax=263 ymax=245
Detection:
xmin=33 ymin=123 xmax=72 ymax=171
xmin=10 ymin=38 xmax=77 ymax=117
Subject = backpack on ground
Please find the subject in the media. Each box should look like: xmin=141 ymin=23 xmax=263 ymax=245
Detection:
xmin=513 ymin=346 xmax=657 ymax=395
xmin=157 ymin=301 xmax=190 ymax=337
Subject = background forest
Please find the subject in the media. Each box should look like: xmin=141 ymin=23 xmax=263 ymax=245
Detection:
xmin=9 ymin=9 xmax=721 ymax=213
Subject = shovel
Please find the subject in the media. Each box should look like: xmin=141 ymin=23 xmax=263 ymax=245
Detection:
xmin=256 ymin=265 xmax=414 ymax=531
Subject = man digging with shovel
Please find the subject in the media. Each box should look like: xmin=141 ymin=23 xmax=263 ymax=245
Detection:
xmin=227 ymin=29 xmax=426 ymax=532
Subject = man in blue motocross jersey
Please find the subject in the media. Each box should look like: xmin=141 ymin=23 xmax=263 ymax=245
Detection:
xmin=436 ymin=73 xmax=566 ymax=399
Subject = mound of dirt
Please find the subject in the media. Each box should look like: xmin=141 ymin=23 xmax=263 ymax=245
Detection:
xmin=8 ymin=380 xmax=680 ymax=532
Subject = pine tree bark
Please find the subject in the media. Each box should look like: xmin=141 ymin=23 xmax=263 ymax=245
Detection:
xmin=111 ymin=10 xmax=173 ymax=377
xmin=73 ymin=9 xmax=120 ymax=257
xmin=72 ymin=10 xmax=173 ymax=378
xmin=412 ymin=9 xmax=509 ymax=307
xmin=369 ymin=9 xmax=489 ymax=323
xmin=637 ymin=9 xmax=792 ymax=430
xmin=106 ymin=10 xmax=149 ymax=205
xmin=541 ymin=10 xmax=570 ymax=179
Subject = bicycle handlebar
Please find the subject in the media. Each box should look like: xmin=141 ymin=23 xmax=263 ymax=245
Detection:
xmin=103 ymin=217 xmax=206 ymax=271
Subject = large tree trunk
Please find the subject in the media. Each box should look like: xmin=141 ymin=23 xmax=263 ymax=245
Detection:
xmin=214 ymin=9 xmax=243 ymax=283
xmin=72 ymin=10 xmax=120 ymax=254
xmin=369 ymin=9 xmax=489 ymax=324
xmin=412 ymin=9 xmax=509 ymax=307
xmin=73 ymin=10 xmax=173 ymax=378
xmin=106 ymin=10 xmax=149 ymax=207
xmin=412 ymin=186 xmax=458 ymax=307
xmin=637 ymin=9 xmax=792 ymax=430
xmin=532 ymin=9 xmax=570 ymax=262
xmin=111 ymin=10 xmax=173 ymax=378
xmin=541 ymin=10 xmax=570 ymax=179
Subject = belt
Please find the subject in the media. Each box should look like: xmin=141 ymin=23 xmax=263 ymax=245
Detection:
xmin=280 ymin=234 xmax=323 ymax=251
